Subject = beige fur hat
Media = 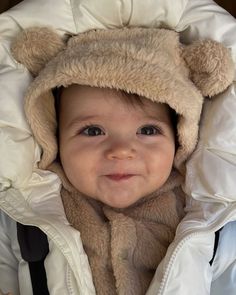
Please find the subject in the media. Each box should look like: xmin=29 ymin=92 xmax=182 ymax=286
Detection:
xmin=11 ymin=27 xmax=234 ymax=171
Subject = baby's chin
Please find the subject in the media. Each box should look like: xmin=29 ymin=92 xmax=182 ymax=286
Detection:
xmin=104 ymin=200 xmax=135 ymax=209
xmin=76 ymin=182 xmax=161 ymax=209
xmin=92 ymin=191 xmax=153 ymax=209
xmin=95 ymin=196 xmax=136 ymax=209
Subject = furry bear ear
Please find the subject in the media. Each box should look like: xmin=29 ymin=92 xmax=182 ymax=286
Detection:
xmin=11 ymin=27 xmax=66 ymax=76
xmin=182 ymin=39 xmax=234 ymax=97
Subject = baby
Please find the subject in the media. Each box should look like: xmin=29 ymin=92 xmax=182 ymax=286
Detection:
xmin=9 ymin=26 xmax=233 ymax=294
xmin=55 ymin=84 xmax=182 ymax=293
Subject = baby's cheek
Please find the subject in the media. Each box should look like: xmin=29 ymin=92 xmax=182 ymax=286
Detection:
xmin=149 ymin=156 xmax=173 ymax=180
xmin=71 ymin=161 xmax=96 ymax=190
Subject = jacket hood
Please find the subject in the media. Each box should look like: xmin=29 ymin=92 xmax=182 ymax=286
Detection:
xmin=11 ymin=26 xmax=234 ymax=172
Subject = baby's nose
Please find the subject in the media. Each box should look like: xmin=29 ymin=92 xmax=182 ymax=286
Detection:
xmin=105 ymin=139 xmax=137 ymax=160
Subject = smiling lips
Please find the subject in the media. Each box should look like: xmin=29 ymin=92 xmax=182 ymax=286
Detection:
xmin=105 ymin=174 xmax=136 ymax=181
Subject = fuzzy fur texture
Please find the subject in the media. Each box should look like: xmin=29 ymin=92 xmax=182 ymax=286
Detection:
xmin=183 ymin=39 xmax=234 ymax=97
xmin=10 ymin=27 xmax=234 ymax=294
xmin=11 ymin=27 xmax=234 ymax=171
xmin=11 ymin=27 xmax=65 ymax=76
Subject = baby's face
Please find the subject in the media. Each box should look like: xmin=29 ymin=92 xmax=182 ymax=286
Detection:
xmin=59 ymin=85 xmax=175 ymax=208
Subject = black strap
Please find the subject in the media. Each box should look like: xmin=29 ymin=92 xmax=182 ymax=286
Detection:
xmin=17 ymin=223 xmax=50 ymax=295
xmin=28 ymin=260 xmax=50 ymax=295
xmin=209 ymin=227 xmax=223 ymax=266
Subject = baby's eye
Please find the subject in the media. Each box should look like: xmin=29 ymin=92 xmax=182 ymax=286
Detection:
xmin=80 ymin=126 xmax=105 ymax=136
xmin=137 ymin=125 xmax=161 ymax=136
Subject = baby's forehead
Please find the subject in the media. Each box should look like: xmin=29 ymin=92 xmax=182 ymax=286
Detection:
xmin=58 ymin=85 xmax=173 ymax=131
xmin=58 ymin=84 xmax=173 ymax=123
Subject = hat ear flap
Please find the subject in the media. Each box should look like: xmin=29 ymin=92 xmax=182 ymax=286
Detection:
xmin=182 ymin=39 xmax=234 ymax=97
xmin=11 ymin=27 xmax=65 ymax=76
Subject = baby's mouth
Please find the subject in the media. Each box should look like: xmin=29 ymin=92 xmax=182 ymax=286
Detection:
xmin=105 ymin=174 xmax=135 ymax=181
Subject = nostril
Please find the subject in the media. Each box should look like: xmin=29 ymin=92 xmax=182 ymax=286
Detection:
xmin=106 ymin=146 xmax=136 ymax=160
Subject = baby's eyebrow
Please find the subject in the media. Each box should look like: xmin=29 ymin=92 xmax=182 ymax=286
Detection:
xmin=65 ymin=114 xmax=171 ymax=129
xmin=143 ymin=115 xmax=171 ymax=125
xmin=66 ymin=115 xmax=101 ymax=128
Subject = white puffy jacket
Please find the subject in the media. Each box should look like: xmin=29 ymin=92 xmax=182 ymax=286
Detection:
xmin=0 ymin=0 xmax=236 ymax=294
